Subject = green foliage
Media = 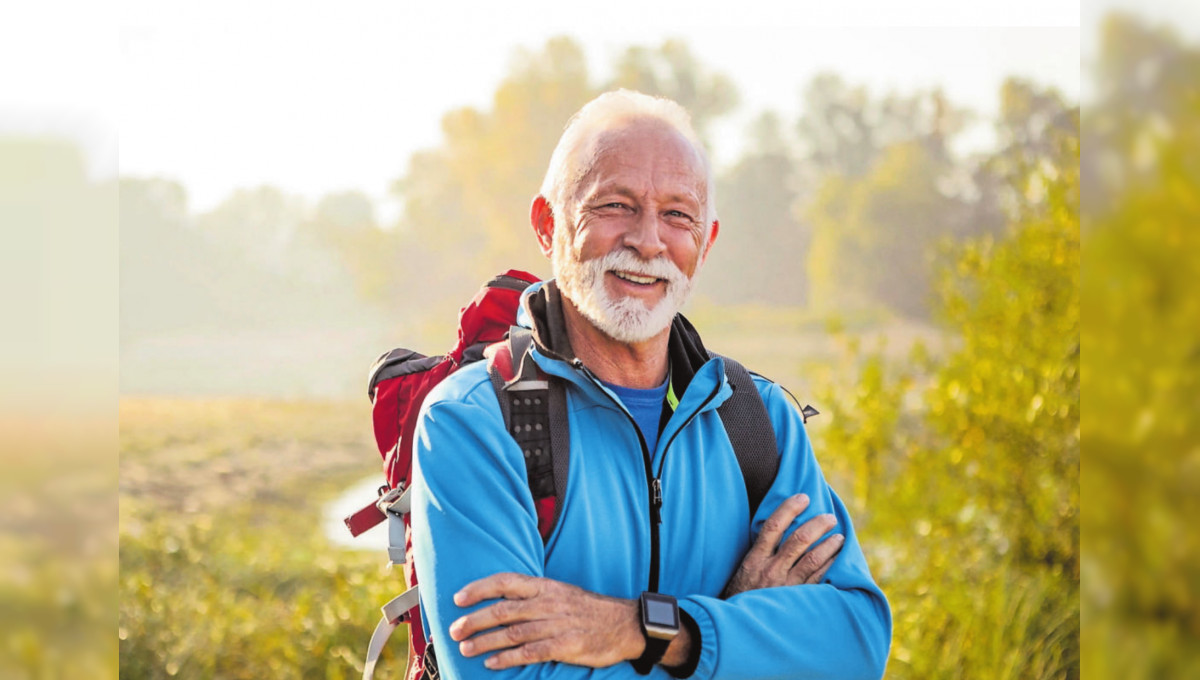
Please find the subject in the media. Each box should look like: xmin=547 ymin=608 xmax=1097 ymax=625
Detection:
xmin=119 ymin=400 xmax=407 ymax=679
xmin=1 ymin=538 xmax=117 ymax=679
xmin=805 ymin=70 xmax=1080 ymax=680
xmin=119 ymin=495 xmax=399 ymax=679
xmin=1080 ymin=14 xmax=1200 ymax=679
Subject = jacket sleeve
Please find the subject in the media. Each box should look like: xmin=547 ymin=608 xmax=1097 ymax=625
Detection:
xmin=410 ymin=385 xmax=676 ymax=680
xmin=674 ymin=379 xmax=892 ymax=680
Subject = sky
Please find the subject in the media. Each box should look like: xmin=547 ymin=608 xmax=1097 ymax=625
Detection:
xmin=3 ymin=1 xmax=1105 ymax=216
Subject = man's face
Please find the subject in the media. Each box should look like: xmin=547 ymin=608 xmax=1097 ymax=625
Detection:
xmin=551 ymin=120 xmax=713 ymax=344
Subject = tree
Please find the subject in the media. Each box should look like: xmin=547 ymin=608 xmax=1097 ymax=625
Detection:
xmin=195 ymin=185 xmax=304 ymax=273
xmin=795 ymin=73 xmax=970 ymax=180
xmin=386 ymin=38 xmax=740 ymax=313
xmin=700 ymin=112 xmax=808 ymax=306
xmin=971 ymin=79 xmax=1078 ymax=233
xmin=298 ymin=190 xmax=390 ymax=298
xmin=119 ymin=177 xmax=196 ymax=339
xmin=797 ymin=75 xmax=983 ymax=318
xmin=389 ymin=37 xmax=595 ymax=308
xmin=806 ymin=140 xmax=967 ymax=318
xmin=605 ymin=39 xmax=738 ymax=143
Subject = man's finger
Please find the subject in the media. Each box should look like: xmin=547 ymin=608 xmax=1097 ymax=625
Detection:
xmin=484 ymin=638 xmax=562 ymax=670
xmin=805 ymin=554 xmax=837 ymax=585
xmin=751 ymin=494 xmax=809 ymax=558
xmin=788 ymin=533 xmax=845 ymax=585
xmin=775 ymin=513 xmax=838 ymax=566
xmin=459 ymin=619 xmax=559 ymax=657
xmin=449 ymin=597 xmax=540 ymax=641
xmin=454 ymin=572 xmax=541 ymax=607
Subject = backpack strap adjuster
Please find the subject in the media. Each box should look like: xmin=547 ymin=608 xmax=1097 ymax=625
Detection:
xmin=377 ymin=484 xmax=411 ymax=517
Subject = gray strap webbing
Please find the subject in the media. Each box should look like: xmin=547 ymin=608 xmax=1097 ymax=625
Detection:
xmin=713 ymin=354 xmax=779 ymax=520
xmin=362 ymin=587 xmax=420 ymax=680
xmin=384 ymin=487 xmax=410 ymax=565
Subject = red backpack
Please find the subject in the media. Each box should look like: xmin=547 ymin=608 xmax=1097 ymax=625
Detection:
xmin=344 ymin=271 xmax=803 ymax=680
xmin=343 ymin=270 xmax=560 ymax=680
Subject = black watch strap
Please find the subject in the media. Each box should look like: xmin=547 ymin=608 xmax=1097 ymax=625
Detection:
xmin=633 ymin=592 xmax=679 ymax=674
xmin=632 ymin=636 xmax=670 ymax=675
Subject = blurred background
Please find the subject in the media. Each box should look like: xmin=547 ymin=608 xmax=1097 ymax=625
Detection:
xmin=3 ymin=0 xmax=1196 ymax=678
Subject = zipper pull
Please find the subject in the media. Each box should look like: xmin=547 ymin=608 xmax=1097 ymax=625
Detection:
xmin=651 ymin=478 xmax=663 ymax=524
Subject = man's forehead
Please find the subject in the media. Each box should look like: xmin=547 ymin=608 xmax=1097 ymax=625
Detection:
xmin=589 ymin=117 xmax=705 ymax=166
xmin=581 ymin=119 xmax=708 ymax=196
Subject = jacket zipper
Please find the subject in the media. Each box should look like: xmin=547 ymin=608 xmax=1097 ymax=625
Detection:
xmin=573 ymin=359 xmax=664 ymax=592
xmin=571 ymin=358 xmax=723 ymax=594
xmin=656 ymin=381 xmax=722 ymax=480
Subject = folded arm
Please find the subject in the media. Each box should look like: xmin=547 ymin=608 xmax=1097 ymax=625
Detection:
xmin=411 ymin=378 xmax=890 ymax=680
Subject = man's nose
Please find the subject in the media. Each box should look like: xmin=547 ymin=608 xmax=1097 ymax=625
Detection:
xmin=621 ymin=208 xmax=667 ymax=260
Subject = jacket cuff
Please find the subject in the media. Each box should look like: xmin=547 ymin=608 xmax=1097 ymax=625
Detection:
xmin=675 ymin=599 xmax=716 ymax=680
xmin=664 ymin=610 xmax=702 ymax=678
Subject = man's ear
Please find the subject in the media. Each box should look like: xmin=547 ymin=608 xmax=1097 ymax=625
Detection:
xmin=699 ymin=219 xmax=720 ymax=265
xmin=530 ymin=195 xmax=556 ymax=258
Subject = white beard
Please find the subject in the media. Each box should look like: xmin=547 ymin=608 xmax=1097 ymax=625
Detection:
xmin=552 ymin=232 xmax=697 ymax=344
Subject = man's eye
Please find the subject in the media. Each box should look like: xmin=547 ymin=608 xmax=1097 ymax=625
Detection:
xmin=667 ymin=210 xmax=693 ymax=220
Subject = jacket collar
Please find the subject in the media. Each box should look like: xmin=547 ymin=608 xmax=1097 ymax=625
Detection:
xmin=521 ymin=279 xmax=714 ymax=397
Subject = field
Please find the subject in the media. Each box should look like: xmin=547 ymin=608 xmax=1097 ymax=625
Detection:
xmin=1 ymin=416 xmax=118 ymax=678
xmin=119 ymin=399 xmax=410 ymax=679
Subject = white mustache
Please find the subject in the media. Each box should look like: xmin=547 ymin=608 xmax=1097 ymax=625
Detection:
xmin=590 ymin=249 xmax=687 ymax=287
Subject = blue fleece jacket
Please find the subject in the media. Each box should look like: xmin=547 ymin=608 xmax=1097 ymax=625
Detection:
xmin=411 ymin=287 xmax=891 ymax=680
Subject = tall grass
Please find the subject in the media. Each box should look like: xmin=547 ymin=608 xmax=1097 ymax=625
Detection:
xmin=119 ymin=399 xmax=408 ymax=679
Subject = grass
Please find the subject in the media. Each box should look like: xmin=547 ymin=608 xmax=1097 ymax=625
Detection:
xmin=119 ymin=398 xmax=409 ymax=679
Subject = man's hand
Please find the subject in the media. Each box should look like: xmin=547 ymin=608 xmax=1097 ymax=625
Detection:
xmin=722 ymin=494 xmax=844 ymax=598
xmin=449 ymin=573 xmax=646 ymax=670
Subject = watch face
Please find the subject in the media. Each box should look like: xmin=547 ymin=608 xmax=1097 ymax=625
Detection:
xmin=641 ymin=592 xmax=680 ymax=640
xmin=645 ymin=599 xmax=677 ymax=627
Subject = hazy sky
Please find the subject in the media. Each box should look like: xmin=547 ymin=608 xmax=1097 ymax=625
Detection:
xmin=6 ymin=1 xmax=1098 ymax=214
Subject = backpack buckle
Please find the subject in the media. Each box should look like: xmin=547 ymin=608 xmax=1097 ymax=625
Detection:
xmin=377 ymin=484 xmax=412 ymax=517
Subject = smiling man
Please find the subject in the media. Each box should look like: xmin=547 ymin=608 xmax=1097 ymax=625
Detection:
xmin=410 ymin=90 xmax=891 ymax=679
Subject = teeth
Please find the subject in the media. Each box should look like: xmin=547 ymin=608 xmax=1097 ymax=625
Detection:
xmin=614 ymin=271 xmax=658 ymax=285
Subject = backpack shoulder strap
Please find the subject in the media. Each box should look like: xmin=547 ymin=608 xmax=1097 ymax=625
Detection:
xmin=711 ymin=352 xmax=780 ymax=520
xmin=486 ymin=327 xmax=570 ymax=542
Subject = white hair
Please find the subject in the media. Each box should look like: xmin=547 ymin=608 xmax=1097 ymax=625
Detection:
xmin=539 ymin=89 xmax=718 ymax=230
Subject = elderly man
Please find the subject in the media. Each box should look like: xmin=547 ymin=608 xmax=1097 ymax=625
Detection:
xmin=411 ymin=90 xmax=891 ymax=679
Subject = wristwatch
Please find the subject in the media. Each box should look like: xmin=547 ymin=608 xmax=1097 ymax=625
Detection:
xmin=632 ymin=591 xmax=680 ymax=674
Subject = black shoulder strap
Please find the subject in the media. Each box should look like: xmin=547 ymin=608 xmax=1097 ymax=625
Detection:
xmin=711 ymin=353 xmax=780 ymax=520
xmin=487 ymin=327 xmax=569 ymax=542
xmin=488 ymin=338 xmax=789 ymax=533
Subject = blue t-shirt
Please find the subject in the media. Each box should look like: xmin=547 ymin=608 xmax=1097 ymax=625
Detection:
xmin=600 ymin=376 xmax=670 ymax=453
